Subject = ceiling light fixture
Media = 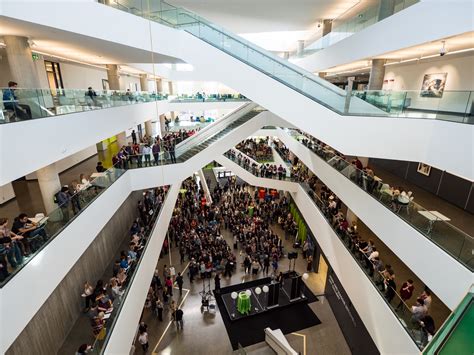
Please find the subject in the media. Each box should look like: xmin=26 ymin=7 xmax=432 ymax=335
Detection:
xmin=384 ymin=47 xmax=474 ymax=66
xmin=31 ymin=50 xmax=108 ymax=70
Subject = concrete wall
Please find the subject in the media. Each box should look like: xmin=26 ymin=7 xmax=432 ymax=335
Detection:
xmin=6 ymin=190 xmax=142 ymax=355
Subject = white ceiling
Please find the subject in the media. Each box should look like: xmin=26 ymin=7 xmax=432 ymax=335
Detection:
xmin=168 ymin=0 xmax=361 ymax=33
xmin=168 ymin=0 xmax=361 ymax=51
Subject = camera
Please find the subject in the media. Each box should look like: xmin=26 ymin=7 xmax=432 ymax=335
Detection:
xmin=439 ymin=48 xmax=446 ymax=56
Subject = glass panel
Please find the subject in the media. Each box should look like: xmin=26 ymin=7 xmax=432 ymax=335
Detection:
xmin=0 ymin=165 xmax=126 ymax=287
xmin=287 ymin=129 xmax=474 ymax=270
xmin=92 ymin=187 xmax=170 ymax=354
xmin=0 ymin=88 xmax=165 ymax=124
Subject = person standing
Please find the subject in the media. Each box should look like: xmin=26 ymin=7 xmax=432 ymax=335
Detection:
xmin=152 ymin=141 xmax=161 ymax=166
xmin=214 ymin=273 xmax=221 ymax=293
xmin=396 ymin=279 xmax=414 ymax=312
xmin=384 ymin=271 xmax=396 ymax=303
xmin=176 ymin=272 xmax=184 ymax=296
xmin=306 ymin=255 xmax=313 ymax=272
xmin=138 ymin=329 xmax=149 ymax=353
xmin=175 ymin=308 xmax=184 ymax=331
xmin=131 ymin=130 xmax=137 ymax=145
xmin=263 ymin=255 xmax=270 ymax=275
xmin=142 ymin=144 xmax=152 ymax=167
xmin=155 ymin=298 xmax=164 ymax=321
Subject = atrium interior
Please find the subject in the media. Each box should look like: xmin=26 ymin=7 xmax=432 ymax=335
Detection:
xmin=0 ymin=1 xmax=473 ymax=354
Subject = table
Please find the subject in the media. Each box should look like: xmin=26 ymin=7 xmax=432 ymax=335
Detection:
xmin=237 ymin=291 xmax=251 ymax=315
xmin=28 ymin=216 xmax=49 ymax=225
xmin=397 ymin=195 xmax=410 ymax=204
xmin=418 ymin=210 xmax=451 ymax=234
xmin=90 ymin=172 xmax=107 ymax=178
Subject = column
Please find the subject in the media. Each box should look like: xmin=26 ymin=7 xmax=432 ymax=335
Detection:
xmin=296 ymin=40 xmax=305 ymax=57
xmin=139 ymin=74 xmax=148 ymax=92
xmin=367 ymin=59 xmax=386 ymax=90
xmin=378 ymin=0 xmax=396 ymax=21
xmin=37 ymin=164 xmax=62 ymax=215
xmin=318 ymin=72 xmax=327 ymax=79
xmin=144 ymin=120 xmax=153 ymax=137
xmin=167 ymin=81 xmax=176 ymax=119
xmin=106 ymin=64 xmax=122 ymax=90
xmin=0 ymin=183 xmax=16 ymax=205
xmin=322 ymin=19 xmax=332 ymax=36
xmin=116 ymin=131 xmax=127 ymax=147
xmin=4 ymin=36 xmax=42 ymax=88
xmin=4 ymin=36 xmax=45 ymax=118
xmin=159 ymin=115 xmax=166 ymax=136
xmin=156 ymin=78 xmax=163 ymax=93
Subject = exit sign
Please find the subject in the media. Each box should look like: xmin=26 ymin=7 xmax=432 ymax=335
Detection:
xmin=32 ymin=53 xmax=40 ymax=61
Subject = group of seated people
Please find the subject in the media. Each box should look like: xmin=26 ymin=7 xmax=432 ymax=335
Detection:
xmin=313 ymin=180 xmax=435 ymax=346
xmin=296 ymin=130 xmax=415 ymax=210
xmin=0 ymin=214 xmax=49 ymax=281
xmin=80 ymin=187 xmax=167 ymax=341
xmin=236 ymin=138 xmax=273 ymax=162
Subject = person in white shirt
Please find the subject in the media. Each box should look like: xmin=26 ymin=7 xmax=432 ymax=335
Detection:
xmin=142 ymin=144 xmax=152 ymax=167
xmin=138 ymin=330 xmax=149 ymax=352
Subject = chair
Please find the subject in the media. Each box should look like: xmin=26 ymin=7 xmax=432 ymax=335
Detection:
xmin=397 ymin=196 xmax=414 ymax=215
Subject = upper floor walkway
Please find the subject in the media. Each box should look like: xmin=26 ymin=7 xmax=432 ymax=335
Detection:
xmin=1 ymin=0 xmax=473 ymax=180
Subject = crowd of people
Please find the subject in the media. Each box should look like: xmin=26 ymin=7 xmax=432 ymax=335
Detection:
xmin=311 ymin=179 xmax=435 ymax=346
xmin=296 ymin=130 xmax=414 ymax=211
xmin=112 ymin=129 xmax=199 ymax=169
xmin=76 ymin=186 xmax=167 ymax=351
xmin=236 ymin=138 xmax=273 ymax=162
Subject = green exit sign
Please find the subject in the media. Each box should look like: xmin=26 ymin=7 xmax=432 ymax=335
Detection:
xmin=32 ymin=53 xmax=40 ymax=61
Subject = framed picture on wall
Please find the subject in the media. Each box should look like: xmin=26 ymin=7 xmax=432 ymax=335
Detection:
xmin=420 ymin=73 xmax=447 ymax=98
xmin=102 ymin=79 xmax=110 ymax=91
xmin=417 ymin=163 xmax=432 ymax=176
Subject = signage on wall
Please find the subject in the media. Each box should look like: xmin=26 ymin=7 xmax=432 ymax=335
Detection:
xmin=328 ymin=275 xmax=357 ymax=326
xmin=32 ymin=53 xmax=40 ymax=61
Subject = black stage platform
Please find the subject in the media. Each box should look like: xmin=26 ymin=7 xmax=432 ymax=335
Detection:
xmin=214 ymin=273 xmax=320 ymax=350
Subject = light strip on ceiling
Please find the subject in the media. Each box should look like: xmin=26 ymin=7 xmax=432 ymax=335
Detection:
xmin=384 ymin=48 xmax=474 ymax=66
xmin=31 ymin=50 xmax=108 ymax=70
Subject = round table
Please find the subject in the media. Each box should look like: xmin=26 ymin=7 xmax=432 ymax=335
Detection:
xmin=237 ymin=291 xmax=251 ymax=315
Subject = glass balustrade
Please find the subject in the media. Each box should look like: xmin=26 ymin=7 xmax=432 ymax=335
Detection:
xmin=299 ymin=0 xmax=419 ymax=57
xmin=221 ymin=150 xmax=429 ymax=348
xmin=0 ymin=88 xmax=249 ymax=124
xmin=0 ymin=109 xmax=259 ymax=287
xmin=283 ymin=129 xmax=474 ymax=270
xmin=100 ymin=1 xmax=473 ymax=124
xmin=85 ymin=186 xmax=170 ymax=354
xmin=300 ymin=182 xmax=426 ymax=349
xmin=0 ymin=88 xmax=166 ymax=123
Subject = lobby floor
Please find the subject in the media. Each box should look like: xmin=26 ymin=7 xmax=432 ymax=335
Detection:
xmin=143 ymin=221 xmax=350 ymax=355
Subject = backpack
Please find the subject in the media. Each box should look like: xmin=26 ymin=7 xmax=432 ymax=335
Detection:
xmin=53 ymin=191 xmax=60 ymax=204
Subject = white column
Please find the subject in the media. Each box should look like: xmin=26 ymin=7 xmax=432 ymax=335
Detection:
xmin=116 ymin=131 xmax=127 ymax=147
xmin=144 ymin=120 xmax=153 ymax=137
xmin=296 ymin=40 xmax=305 ymax=57
xmin=37 ymin=164 xmax=61 ymax=215
xmin=159 ymin=115 xmax=166 ymax=136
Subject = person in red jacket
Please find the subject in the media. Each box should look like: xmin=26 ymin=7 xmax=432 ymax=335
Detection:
xmin=396 ymin=279 xmax=414 ymax=312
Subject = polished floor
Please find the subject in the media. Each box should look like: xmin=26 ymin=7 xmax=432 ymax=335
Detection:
xmin=142 ymin=221 xmax=350 ymax=355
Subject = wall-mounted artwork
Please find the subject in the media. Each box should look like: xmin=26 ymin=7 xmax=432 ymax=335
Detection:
xmin=102 ymin=79 xmax=110 ymax=91
xmin=420 ymin=73 xmax=447 ymax=98
xmin=417 ymin=163 xmax=432 ymax=176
